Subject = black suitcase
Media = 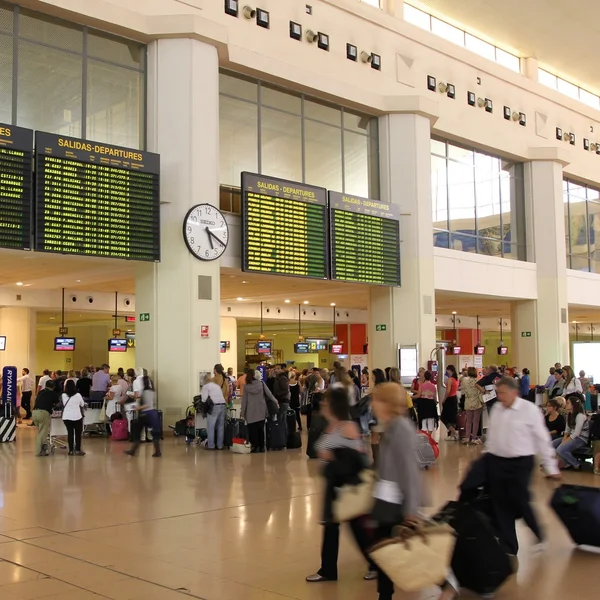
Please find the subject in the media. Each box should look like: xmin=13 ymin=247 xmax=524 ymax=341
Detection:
xmin=434 ymin=501 xmax=512 ymax=596
xmin=287 ymin=431 xmax=302 ymax=449
xmin=286 ymin=409 xmax=297 ymax=435
xmin=306 ymin=414 xmax=325 ymax=459
xmin=551 ymin=484 xmax=600 ymax=547
xmin=266 ymin=417 xmax=287 ymax=450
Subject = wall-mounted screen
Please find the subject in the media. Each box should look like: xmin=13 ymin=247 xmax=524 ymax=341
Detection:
xmin=0 ymin=336 xmax=6 ymax=351
xmin=35 ymin=132 xmax=160 ymax=261
xmin=241 ymin=172 xmax=328 ymax=279
xmin=446 ymin=345 xmax=461 ymax=355
xmin=497 ymin=346 xmax=508 ymax=356
xmin=55 ymin=337 xmax=75 ymax=351
xmin=108 ymin=338 xmax=127 ymax=352
xmin=306 ymin=339 xmax=328 ymax=351
xmin=329 ymin=191 xmax=401 ymax=286
xmin=256 ymin=341 xmax=272 ymax=354
xmin=294 ymin=342 xmax=310 ymax=354
xmin=0 ymin=123 xmax=33 ymax=250
xmin=474 ymin=345 xmax=485 ymax=355
xmin=220 ymin=341 xmax=227 ymax=353
xmin=330 ymin=344 xmax=343 ymax=354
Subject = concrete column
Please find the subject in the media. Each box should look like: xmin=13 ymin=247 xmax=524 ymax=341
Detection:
xmin=136 ymin=39 xmax=221 ymax=423
xmin=522 ymin=58 xmax=539 ymax=81
xmin=383 ymin=0 xmax=404 ymax=18
xmin=0 ymin=308 xmax=36 ymax=374
xmin=522 ymin=159 xmax=570 ymax=376
xmin=369 ymin=113 xmax=436 ymax=370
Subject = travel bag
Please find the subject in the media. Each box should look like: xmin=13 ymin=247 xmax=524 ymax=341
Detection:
xmin=231 ymin=437 xmax=251 ymax=454
xmin=551 ymin=484 xmax=600 ymax=547
xmin=307 ymin=413 xmax=326 ymax=459
xmin=0 ymin=403 xmax=16 ymax=443
xmin=286 ymin=409 xmax=297 ymax=435
xmin=456 ymin=411 xmax=467 ymax=439
xmin=110 ymin=418 xmax=129 ymax=441
xmin=433 ymin=500 xmax=512 ymax=596
xmin=416 ymin=431 xmax=439 ymax=469
xmin=266 ymin=416 xmax=287 ymax=450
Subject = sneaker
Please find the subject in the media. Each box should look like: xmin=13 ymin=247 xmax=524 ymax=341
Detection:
xmin=473 ymin=438 xmax=483 ymax=445
xmin=306 ymin=573 xmax=336 ymax=583
xmin=363 ymin=569 xmax=378 ymax=581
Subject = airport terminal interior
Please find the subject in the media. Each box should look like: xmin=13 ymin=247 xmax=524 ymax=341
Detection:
xmin=0 ymin=0 xmax=600 ymax=598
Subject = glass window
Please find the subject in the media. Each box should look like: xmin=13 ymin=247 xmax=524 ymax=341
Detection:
xmin=431 ymin=155 xmax=448 ymax=229
xmin=343 ymin=110 xmax=372 ymax=135
xmin=86 ymin=60 xmax=143 ymax=148
xmin=17 ymin=41 xmax=83 ymax=136
xmin=219 ymin=72 xmax=257 ymax=102
xmin=305 ymin=99 xmax=341 ymax=126
xmin=261 ymin=108 xmax=302 ymax=182
xmin=0 ymin=34 xmax=12 ymax=123
xmin=19 ymin=8 xmax=82 ymax=52
xmin=579 ymin=89 xmax=600 ymax=110
xmin=539 ymin=69 xmax=557 ymax=89
xmin=564 ymin=184 xmax=571 ymax=261
xmin=495 ymin=48 xmax=520 ymax=73
xmin=261 ymin=85 xmax=301 ymax=115
xmin=87 ymin=30 xmax=144 ymax=69
xmin=404 ymin=4 xmax=431 ymax=30
xmin=431 ymin=17 xmax=465 ymax=46
xmin=557 ymin=78 xmax=579 ymax=100
xmin=465 ymin=34 xmax=495 ymax=61
xmin=447 ymin=159 xmax=475 ymax=234
xmin=0 ymin=4 xmax=11 ymax=32
xmin=474 ymin=153 xmax=501 ymax=239
xmin=431 ymin=139 xmax=446 ymax=156
xmin=361 ymin=0 xmax=381 ymax=6
xmin=305 ymin=120 xmax=342 ymax=191
xmin=344 ymin=131 xmax=370 ymax=197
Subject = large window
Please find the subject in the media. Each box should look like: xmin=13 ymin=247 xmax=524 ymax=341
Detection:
xmin=432 ymin=140 xmax=526 ymax=260
xmin=219 ymin=71 xmax=379 ymax=212
xmin=539 ymin=69 xmax=600 ymax=111
xmin=564 ymin=180 xmax=600 ymax=273
xmin=0 ymin=2 xmax=145 ymax=148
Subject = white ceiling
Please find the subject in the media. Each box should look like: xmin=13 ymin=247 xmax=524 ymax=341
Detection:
xmin=412 ymin=0 xmax=600 ymax=94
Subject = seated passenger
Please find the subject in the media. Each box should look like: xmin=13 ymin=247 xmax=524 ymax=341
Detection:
xmin=544 ymin=399 xmax=566 ymax=440
xmin=552 ymin=394 xmax=589 ymax=470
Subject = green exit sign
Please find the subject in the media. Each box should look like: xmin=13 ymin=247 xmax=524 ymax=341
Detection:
xmin=139 ymin=313 xmax=150 ymax=322
xmin=521 ymin=331 xmax=531 ymax=338
xmin=376 ymin=324 xmax=387 ymax=332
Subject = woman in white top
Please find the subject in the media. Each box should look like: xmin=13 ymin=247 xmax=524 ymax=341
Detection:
xmin=562 ymin=366 xmax=583 ymax=396
xmin=200 ymin=372 xmax=227 ymax=450
xmin=105 ymin=374 xmax=123 ymax=420
xmin=62 ymin=380 xmax=86 ymax=455
xmin=553 ymin=393 xmax=589 ymax=470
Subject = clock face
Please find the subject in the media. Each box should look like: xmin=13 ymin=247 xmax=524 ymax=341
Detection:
xmin=183 ymin=204 xmax=229 ymax=261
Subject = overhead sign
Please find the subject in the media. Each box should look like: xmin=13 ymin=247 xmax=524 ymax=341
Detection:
xmin=58 ymin=327 xmax=68 ymax=335
xmin=34 ymin=132 xmax=160 ymax=261
xmin=0 ymin=123 xmax=33 ymax=251
xmin=329 ymin=191 xmax=401 ymax=287
xmin=113 ymin=329 xmax=121 ymax=337
xmin=241 ymin=172 xmax=329 ymax=279
xmin=108 ymin=338 xmax=127 ymax=352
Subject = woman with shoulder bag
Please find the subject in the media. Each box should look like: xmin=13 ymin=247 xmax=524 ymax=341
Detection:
xmin=306 ymin=385 xmax=377 ymax=583
xmin=213 ymin=363 xmax=232 ymax=403
xmin=241 ymin=368 xmax=278 ymax=453
xmin=200 ymin=371 xmax=227 ymax=450
xmin=125 ymin=371 xmax=162 ymax=458
xmin=62 ymin=380 xmax=86 ymax=456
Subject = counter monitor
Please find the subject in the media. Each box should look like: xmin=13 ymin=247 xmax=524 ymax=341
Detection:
xmin=108 ymin=338 xmax=127 ymax=352
xmin=329 ymin=191 xmax=401 ymax=286
xmin=256 ymin=341 xmax=272 ymax=354
xmin=35 ymin=132 xmax=160 ymax=261
xmin=294 ymin=342 xmax=310 ymax=354
xmin=0 ymin=336 xmax=5 ymax=351
xmin=55 ymin=337 xmax=75 ymax=351
xmin=242 ymin=172 xmax=328 ymax=279
xmin=0 ymin=123 xmax=33 ymax=250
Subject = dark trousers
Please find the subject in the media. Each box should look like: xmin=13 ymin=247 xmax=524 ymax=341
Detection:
xmin=247 ymin=420 xmax=265 ymax=451
xmin=318 ymin=519 xmax=376 ymax=580
xmin=293 ymin=406 xmax=302 ymax=430
xmin=64 ymin=418 xmax=83 ymax=452
xmin=487 ymin=454 xmax=543 ymax=554
xmin=21 ymin=391 xmax=32 ymax=419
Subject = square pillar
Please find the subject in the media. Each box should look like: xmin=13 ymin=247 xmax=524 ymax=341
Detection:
xmin=369 ymin=113 xmax=437 ymax=370
xmin=0 ymin=308 xmax=36 ymax=375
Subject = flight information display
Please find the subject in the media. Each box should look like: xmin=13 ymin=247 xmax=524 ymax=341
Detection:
xmin=329 ymin=191 xmax=401 ymax=286
xmin=242 ymin=172 xmax=328 ymax=279
xmin=0 ymin=123 xmax=33 ymax=250
xmin=35 ymin=132 xmax=160 ymax=261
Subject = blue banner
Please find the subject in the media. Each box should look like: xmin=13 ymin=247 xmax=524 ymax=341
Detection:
xmin=2 ymin=366 xmax=17 ymax=407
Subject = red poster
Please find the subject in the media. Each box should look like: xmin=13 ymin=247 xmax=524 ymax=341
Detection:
xmin=201 ymin=325 xmax=209 ymax=338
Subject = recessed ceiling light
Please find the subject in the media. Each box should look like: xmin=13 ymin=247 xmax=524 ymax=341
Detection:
xmin=76 ymin=279 xmax=81 ymax=283
xmin=330 ymin=303 xmax=336 ymax=306
xmin=303 ymin=301 xmax=309 ymax=305
xmin=452 ymin=311 xmax=457 ymax=315
xmin=242 ymin=281 xmax=248 ymax=284
xmin=237 ymin=297 xmax=244 ymax=301
xmin=49 ymin=316 xmax=55 ymax=320
xmin=248 ymin=332 xmax=252 ymax=335
xmin=284 ymin=299 xmax=291 ymax=303
xmin=16 ymin=282 xmax=23 ymax=286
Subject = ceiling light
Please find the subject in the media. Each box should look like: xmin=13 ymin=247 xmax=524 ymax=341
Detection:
xmin=330 ymin=303 xmax=336 ymax=306
xmin=248 ymin=332 xmax=252 ymax=335
xmin=452 ymin=311 xmax=457 ymax=315
xmin=242 ymin=280 xmax=248 ymax=284
xmin=237 ymin=297 xmax=244 ymax=301
xmin=76 ymin=279 xmax=81 ymax=283
xmin=49 ymin=316 xmax=55 ymax=320
xmin=16 ymin=282 xmax=23 ymax=286
xmin=284 ymin=299 xmax=291 ymax=303
xmin=303 ymin=301 xmax=309 ymax=305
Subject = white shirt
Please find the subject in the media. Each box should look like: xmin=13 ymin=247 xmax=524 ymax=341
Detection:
xmin=201 ymin=382 xmax=226 ymax=405
xmin=485 ymin=397 xmax=559 ymax=475
xmin=61 ymin=393 xmax=85 ymax=421
xmin=133 ymin=376 xmax=144 ymax=396
xmin=563 ymin=378 xmax=583 ymax=395
xmin=37 ymin=375 xmax=51 ymax=391
xmin=18 ymin=375 xmax=34 ymax=392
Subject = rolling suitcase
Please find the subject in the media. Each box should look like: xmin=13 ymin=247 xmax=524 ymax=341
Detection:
xmin=456 ymin=411 xmax=467 ymax=439
xmin=416 ymin=431 xmax=438 ymax=469
xmin=0 ymin=403 xmax=16 ymax=443
xmin=307 ymin=413 xmax=325 ymax=459
xmin=434 ymin=500 xmax=512 ymax=597
xmin=551 ymin=484 xmax=600 ymax=547
xmin=110 ymin=418 xmax=129 ymax=441
xmin=266 ymin=416 xmax=287 ymax=450
xmin=286 ymin=409 xmax=297 ymax=435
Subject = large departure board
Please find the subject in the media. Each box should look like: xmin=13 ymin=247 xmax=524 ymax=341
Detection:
xmin=35 ymin=132 xmax=160 ymax=261
xmin=242 ymin=172 xmax=328 ymax=279
xmin=329 ymin=191 xmax=401 ymax=286
xmin=0 ymin=123 xmax=33 ymax=250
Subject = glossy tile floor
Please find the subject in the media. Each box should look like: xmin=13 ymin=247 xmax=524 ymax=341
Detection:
xmin=0 ymin=425 xmax=598 ymax=600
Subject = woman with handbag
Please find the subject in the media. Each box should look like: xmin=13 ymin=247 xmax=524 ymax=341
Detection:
xmin=306 ymin=385 xmax=378 ymax=584
xmin=368 ymin=383 xmax=458 ymax=600
xmin=200 ymin=371 xmax=227 ymax=450
xmin=125 ymin=371 xmax=162 ymax=458
xmin=61 ymin=379 xmax=86 ymax=456
xmin=241 ymin=368 xmax=278 ymax=453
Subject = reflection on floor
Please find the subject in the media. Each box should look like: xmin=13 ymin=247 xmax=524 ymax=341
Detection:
xmin=0 ymin=426 xmax=598 ymax=600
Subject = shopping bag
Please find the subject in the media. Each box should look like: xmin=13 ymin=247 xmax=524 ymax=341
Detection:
xmin=332 ymin=469 xmax=376 ymax=522
xmin=368 ymin=522 xmax=456 ymax=592
xmin=231 ymin=438 xmax=251 ymax=454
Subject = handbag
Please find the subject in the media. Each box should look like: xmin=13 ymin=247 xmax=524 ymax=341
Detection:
xmin=231 ymin=438 xmax=251 ymax=454
xmin=368 ymin=522 xmax=456 ymax=592
xmin=263 ymin=383 xmax=279 ymax=417
xmin=332 ymin=469 xmax=376 ymax=522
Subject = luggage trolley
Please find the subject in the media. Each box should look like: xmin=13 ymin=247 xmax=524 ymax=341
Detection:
xmin=48 ymin=409 xmax=69 ymax=454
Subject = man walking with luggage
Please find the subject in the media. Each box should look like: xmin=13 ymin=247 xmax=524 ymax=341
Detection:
xmin=486 ymin=377 xmax=561 ymax=557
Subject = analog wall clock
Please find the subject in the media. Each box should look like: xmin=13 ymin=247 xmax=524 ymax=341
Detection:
xmin=183 ymin=204 xmax=229 ymax=261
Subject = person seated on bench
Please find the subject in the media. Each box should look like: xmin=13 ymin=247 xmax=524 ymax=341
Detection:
xmin=544 ymin=399 xmax=566 ymax=441
xmin=552 ymin=393 xmax=589 ymax=471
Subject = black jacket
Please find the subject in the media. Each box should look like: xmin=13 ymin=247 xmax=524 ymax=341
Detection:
xmin=274 ymin=373 xmax=290 ymax=402
xmin=34 ymin=389 xmax=60 ymax=414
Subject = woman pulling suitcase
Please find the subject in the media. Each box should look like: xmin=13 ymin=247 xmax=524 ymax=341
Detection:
xmin=125 ymin=369 xmax=162 ymax=458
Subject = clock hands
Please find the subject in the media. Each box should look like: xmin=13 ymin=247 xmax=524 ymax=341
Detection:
xmin=205 ymin=226 xmax=214 ymax=250
xmin=206 ymin=227 xmax=227 ymax=248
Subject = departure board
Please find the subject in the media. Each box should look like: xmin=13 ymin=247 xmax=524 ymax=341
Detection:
xmin=329 ymin=191 xmax=401 ymax=286
xmin=242 ymin=172 xmax=328 ymax=279
xmin=35 ymin=132 xmax=160 ymax=261
xmin=0 ymin=123 xmax=33 ymax=250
